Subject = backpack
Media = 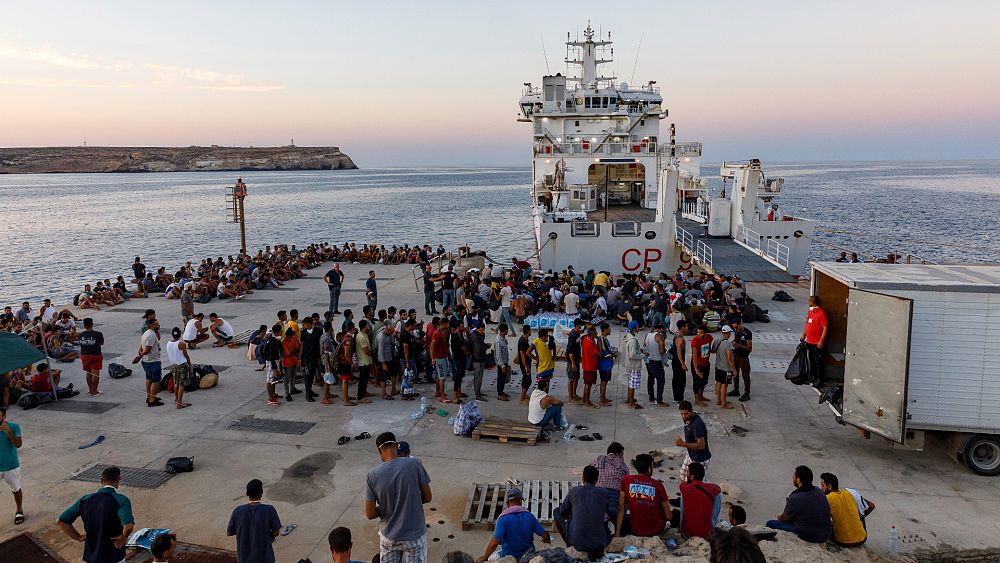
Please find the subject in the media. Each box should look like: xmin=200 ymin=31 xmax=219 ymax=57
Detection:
xmin=772 ymin=290 xmax=795 ymax=302
xmin=73 ymin=294 xmax=81 ymax=307
xmin=108 ymin=363 xmax=132 ymax=379
xmin=164 ymin=456 xmax=194 ymax=473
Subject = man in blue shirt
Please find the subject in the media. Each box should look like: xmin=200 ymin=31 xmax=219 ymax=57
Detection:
xmin=553 ymin=466 xmax=612 ymax=558
xmin=366 ymin=271 xmax=379 ymax=311
xmin=0 ymin=408 xmax=24 ymax=525
xmin=478 ymin=488 xmax=550 ymax=561
xmin=227 ymin=479 xmax=282 ymax=563
xmin=57 ymin=466 xmax=135 ymax=563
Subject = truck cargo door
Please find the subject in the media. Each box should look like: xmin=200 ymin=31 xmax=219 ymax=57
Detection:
xmin=843 ymin=289 xmax=913 ymax=443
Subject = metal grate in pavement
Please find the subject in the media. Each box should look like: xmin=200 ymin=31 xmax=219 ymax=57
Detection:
xmin=0 ymin=532 xmax=65 ymax=562
xmin=233 ymin=330 xmax=254 ymax=344
xmin=40 ymin=401 xmax=119 ymax=414
xmin=268 ymin=286 xmax=300 ymax=291
xmin=71 ymin=464 xmax=174 ymax=489
xmin=228 ymin=416 xmax=315 ymax=435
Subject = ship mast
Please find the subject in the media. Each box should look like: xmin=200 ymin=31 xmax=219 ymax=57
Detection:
xmin=565 ymin=22 xmax=613 ymax=88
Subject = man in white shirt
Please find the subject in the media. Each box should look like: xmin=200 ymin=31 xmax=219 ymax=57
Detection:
xmin=564 ymin=287 xmax=580 ymax=316
xmin=499 ymin=284 xmax=514 ymax=328
xmin=550 ymin=285 xmax=564 ymax=310
xmin=208 ymin=313 xmax=235 ymax=347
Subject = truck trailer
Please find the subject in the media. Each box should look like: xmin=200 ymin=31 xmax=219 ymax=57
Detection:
xmin=808 ymin=262 xmax=1000 ymax=475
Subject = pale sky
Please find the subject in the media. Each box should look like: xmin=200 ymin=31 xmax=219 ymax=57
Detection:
xmin=2 ymin=1 xmax=999 ymax=166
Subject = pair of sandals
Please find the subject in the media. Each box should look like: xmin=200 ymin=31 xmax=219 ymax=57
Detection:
xmin=577 ymin=432 xmax=603 ymax=441
xmin=337 ymin=432 xmax=371 ymax=446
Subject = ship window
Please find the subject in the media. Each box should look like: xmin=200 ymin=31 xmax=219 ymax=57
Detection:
xmin=640 ymin=120 xmax=645 ymax=126
xmin=575 ymin=120 xmax=580 ymax=126
xmin=612 ymin=222 xmax=640 ymax=237
xmin=572 ymin=190 xmax=581 ymax=199
xmin=584 ymin=97 xmax=591 ymax=109
xmin=571 ymin=222 xmax=599 ymax=237
xmin=602 ymin=97 xmax=609 ymax=108
xmin=544 ymin=84 xmax=554 ymax=101
xmin=555 ymin=84 xmax=565 ymax=101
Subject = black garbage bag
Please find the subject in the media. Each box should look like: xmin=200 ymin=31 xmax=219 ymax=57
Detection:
xmin=772 ymin=290 xmax=795 ymax=302
xmin=785 ymin=342 xmax=811 ymax=385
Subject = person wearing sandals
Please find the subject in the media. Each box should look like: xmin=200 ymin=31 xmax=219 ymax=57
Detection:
xmin=339 ymin=324 xmax=358 ymax=406
xmin=622 ymin=321 xmax=645 ymax=410
xmin=0 ymin=408 xmax=24 ymax=525
xmin=165 ymin=327 xmax=193 ymax=409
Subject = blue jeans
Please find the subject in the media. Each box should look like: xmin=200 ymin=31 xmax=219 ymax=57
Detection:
xmin=328 ymin=286 xmax=342 ymax=312
xmin=424 ymin=288 xmax=437 ymax=313
xmin=536 ymin=404 xmax=563 ymax=428
xmin=442 ymin=289 xmax=456 ymax=309
xmin=766 ymin=520 xmax=797 ymax=534
xmin=499 ymin=306 xmax=514 ymax=328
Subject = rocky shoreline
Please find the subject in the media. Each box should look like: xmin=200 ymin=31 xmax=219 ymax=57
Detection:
xmin=0 ymin=145 xmax=357 ymax=173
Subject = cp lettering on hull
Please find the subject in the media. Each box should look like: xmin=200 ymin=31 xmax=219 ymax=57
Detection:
xmin=622 ymin=248 xmax=663 ymax=271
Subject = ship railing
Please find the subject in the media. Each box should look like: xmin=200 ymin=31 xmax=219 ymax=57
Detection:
xmin=736 ymin=225 xmax=790 ymax=270
xmin=696 ymin=240 xmax=713 ymax=270
xmin=675 ymin=224 xmax=695 ymax=254
xmin=533 ymin=141 xmax=703 ymax=158
xmin=675 ymin=224 xmax=714 ymax=270
xmin=410 ymin=246 xmax=472 ymax=292
xmin=681 ymin=200 xmax=710 ymax=223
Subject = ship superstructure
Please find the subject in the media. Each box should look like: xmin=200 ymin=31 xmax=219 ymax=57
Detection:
xmin=520 ymin=23 xmax=814 ymax=279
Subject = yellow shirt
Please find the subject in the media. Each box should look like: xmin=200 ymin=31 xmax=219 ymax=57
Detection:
xmin=826 ymin=490 xmax=866 ymax=545
xmin=593 ymin=273 xmax=609 ymax=288
xmin=285 ymin=319 xmax=300 ymax=338
xmin=533 ymin=337 xmax=554 ymax=375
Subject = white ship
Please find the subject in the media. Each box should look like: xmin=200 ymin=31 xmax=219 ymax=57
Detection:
xmin=519 ymin=23 xmax=816 ymax=281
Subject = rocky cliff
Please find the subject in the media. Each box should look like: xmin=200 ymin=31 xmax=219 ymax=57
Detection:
xmin=0 ymin=146 xmax=357 ymax=173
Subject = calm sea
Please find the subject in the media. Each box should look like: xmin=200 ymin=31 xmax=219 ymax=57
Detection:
xmin=1 ymin=161 xmax=998 ymax=305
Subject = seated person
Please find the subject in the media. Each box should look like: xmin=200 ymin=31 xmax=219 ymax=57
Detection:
xmin=183 ymin=314 xmax=210 ymax=349
xmin=717 ymin=504 xmax=747 ymax=531
xmin=553 ymin=466 xmax=612 ymax=559
xmin=678 ymin=461 xmax=722 ymax=539
xmin=710 ymin=527 xmax=766 ymax=563
xmin=614 ymin=454 xmax=670 ymax=538
xmin=820 ymin=472 xmax=867 ymax=547
xmin=1 ymin=369 xmax=29 ymax=407
xmin=478 ymin=487 xmax=550 ymax=561
xmin=766 ymin=465 xmax=832 ymax=543
xmin=46 ymin=331 xmax=79 ymax=362
xmin=31 ymin=363 xmax=62 ymax=393
xmin=76 ymin=285 xmax=100 ymax=310
xmin=53 ymin=312 xmax=79 ymax=342
xmin=527 ymin=379 xmax=564 ymax=430
xmin=209 ymin=313 xmax=235 ymax=347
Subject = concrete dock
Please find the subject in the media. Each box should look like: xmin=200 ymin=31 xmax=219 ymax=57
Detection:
xmin=3 ymin=260 xmax=999 ymax=562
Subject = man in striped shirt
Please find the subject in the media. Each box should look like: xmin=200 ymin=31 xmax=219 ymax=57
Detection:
xmin=590 ymin=442 xmax=629 ymax=527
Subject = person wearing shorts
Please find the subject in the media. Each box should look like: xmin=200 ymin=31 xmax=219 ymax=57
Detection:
xmin=77 ymin=318 xmax=104 ymax=397
xmin=135 ymin=319 xmax=164 ymax=407
xmin=581 ymin=325 xmax=600 ymax=408
xmin=339 ymin=327 xmax=358 ymax=406
xmin=0 ymin=408 xmax=24 ymax=525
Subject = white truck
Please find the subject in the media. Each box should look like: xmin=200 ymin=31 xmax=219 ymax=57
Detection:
xmin=808 ymin=262 xmax=1000 ymax=475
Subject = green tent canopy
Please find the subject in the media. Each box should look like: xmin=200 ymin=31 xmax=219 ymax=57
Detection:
xmin=0 ymin=332 xmax=45 ymax=374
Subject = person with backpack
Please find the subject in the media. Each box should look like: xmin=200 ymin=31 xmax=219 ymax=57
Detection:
xmin=261 ymin=324 xmax=283 ymax=406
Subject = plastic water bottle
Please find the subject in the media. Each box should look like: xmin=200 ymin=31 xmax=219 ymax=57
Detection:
xmin=888 ymin=526 xmax=900 ymax=554
xmin=562 ymin=424 xmax=575 ymax=442
xmin=410 ymin=411 xmax=423 ymax=421
xmin=420 ymin=397 xmax=428 ymax=412
xmin=624 ymin=546 xmax=638 ymax=559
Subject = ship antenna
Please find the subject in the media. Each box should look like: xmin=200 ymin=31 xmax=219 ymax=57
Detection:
xmin=540 ymin=34 xmax=551 ymax=74
xmin=630 ymin=32 xmax=644 ymax=84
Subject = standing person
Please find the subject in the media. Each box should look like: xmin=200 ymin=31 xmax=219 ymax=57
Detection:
xmin=355 ymin=320 xmax=373 ymax=404
xmin=477 ymin=488 xmax=550 ymax=561
xmin=499 ymin=282 xmax=514 ymax=329
xmin=596 ymin=323 xmax=616 ymax=407
xmin=441 ymin=266 xmax=457 ymax=310
xmin=712 ymin=326 xmax=736 ymax=409
xmin=324 ymin=263 xmax=345 ymax=315
xmin=365 ymin=432 xmax=433 ymax=563
xmin=614 ymin=454 xmax=670 ymax=538
xmin=516 ymin=325 xmax=533 ymax=404
xmin=765 ymin=466 xmax=833 ymax=544
xmin=227 ymin=479 xmax=282 ymax=563
xmin=690 ymin=325 xmax=713 ymax=407
xmin=134 ymin=318 xmax=164 ymax=407
xmin=669 ymin=320 xmax=689 ymax=404
xmin=377 ymin=324 xmax=399 ymax=399
xmin=530 ymin=328 xmax=555 ymax=389
xmin=469 ymin=323 xmax=490 ymax=401
xmin=320 ymin=321 xmax=339 ymax=405
xmin=180 ymin=282 xmax=195 ymax=324
xmin=366 ymin=271 xmax=379 ymax=311
xmin=280 ymin=327 xmax=301 ymax=401
xmin=801 ymin=295 xmax=829 ymax=388
xmin=300 ymin=316 xmax=322 ymax=402
xmin=339 ymin=324 xmax=358 ymax=406
xmin=165 ymin=328 xmax=193 ymax=409
xmin=0 ymin=408 xmax=24 ymax=525
xmin=622 ymin=321 xmax=645 ymax=410
xmin=675 ymin=400 xmax=711 ymax=481
xmin=448 ymin=321 xmax=469 ymax=403
xmin=643 ymin=324 xmax=666 ymax=407
xmin=564 ymin=319 xmax=584 ymax=403
xmin=430 ymin=320 xmax=451 ymax=402
xmin=494 ymin=323 xmax=512 ymax=401
xmin=57 ymin=466 xmax=135 ymax=563
xmin=820 ymin=473 xmax=867 ymax=547
xmin=422 ymin=263 xmax=439 ymax=315
xmin=261 ymin=325 xmax=283 ymax=406
xmin=78 ymin=318 xmax=105 ymax=397
xmin=728 ymin=319 xmax=753 ymax=402
xmin=580 ymin=326 xmax=600 ymax=408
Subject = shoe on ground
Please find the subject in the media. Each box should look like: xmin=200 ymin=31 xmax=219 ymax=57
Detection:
xmin=306 ymin=395 xmax=315 ymax=402
xmin=727 ymin=390 xmax=741 ymax=397
xmin=739 ymin=393 xmax=751 ymax=402
xmin=290 ymin=388 xmax=303 ymax=395
xmin=285 ymin=394 xmax=293 ymax=401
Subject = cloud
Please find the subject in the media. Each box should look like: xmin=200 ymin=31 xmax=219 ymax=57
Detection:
xmin=0 ymin=41 xmax=281 ymax=92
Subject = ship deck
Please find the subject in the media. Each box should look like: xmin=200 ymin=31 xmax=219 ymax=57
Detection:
xmin=675 ymin=213 xmax=798 ymax=282
xmin=586 ymin=203 xmax=657 ymax=223
xmin=8 ymin=259 xmax=1000 ymax=560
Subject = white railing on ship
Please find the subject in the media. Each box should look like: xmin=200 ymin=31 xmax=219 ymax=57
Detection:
xmin=675 ymin=224 xmax=695 ymax=254
xmin=533 ymin=141 xmax=702 ymax=158
xmin=682 ymin=200 xmax=710 ymax=222
xmin=736 ymin=226 xmax=790 ymax=269
xmin=696 ymin=240 xmax=713 ymax=269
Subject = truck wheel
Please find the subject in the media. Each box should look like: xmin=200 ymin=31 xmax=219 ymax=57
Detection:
xmin=963 ymin=434 xmax=1000 ymax=476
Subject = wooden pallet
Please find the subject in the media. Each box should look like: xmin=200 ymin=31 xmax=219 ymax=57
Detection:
xmin=461 ymin=482 xmax=509 ymax=530
xmin=471 ymin=418 xmax=542 ymax=445
xmin=522 ymin=479 xmax=573 ymax=529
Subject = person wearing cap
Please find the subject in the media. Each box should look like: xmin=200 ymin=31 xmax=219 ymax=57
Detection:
xmin=622 ymin=321 xmax=644 ymax=410
xmin=180 ymin=282 xmax=195 ymax=324
xmin=396 ymin=441 xmax=411 ymax=457
xmin=365 ymin=432 xmax=432 ymax=563
xmin=712 ymin=326 xmax=736 ymax=409
xmin=478 ymin=487 xmax=550 ymax=561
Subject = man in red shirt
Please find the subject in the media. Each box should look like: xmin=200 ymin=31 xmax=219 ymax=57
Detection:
xmin=614 ymin=454 xmax=670 ymax=537
xmin=801 ymin=295 xmax=829 ymax=387
xmin=689 ymin=325 xmax=713 ymax=407
xmin=678 ymin=461 xmax=721 ymax=539
xmin=580 ymin=326 xmax=600 ymax=408
xmin=31 ymin=364 xmax=61 ymax=394
xmin=430 ymin=320 xmax=451 ymax=401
